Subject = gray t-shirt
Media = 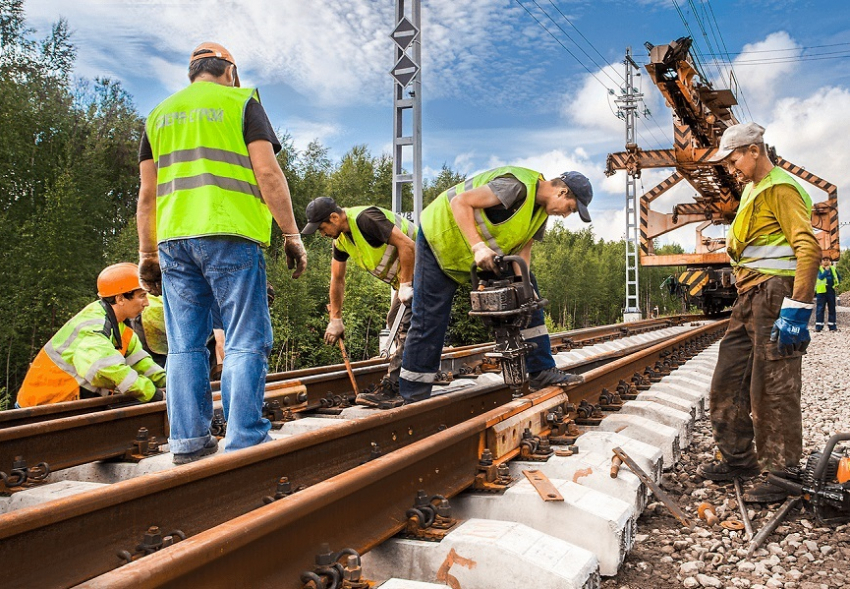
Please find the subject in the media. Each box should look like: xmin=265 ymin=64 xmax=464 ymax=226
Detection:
xmin=484 ymin=176 xmax=546 ymax=241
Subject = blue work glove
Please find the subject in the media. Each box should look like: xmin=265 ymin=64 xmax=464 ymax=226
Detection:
xmin=770 ymin=297 xmax=814 ymax=356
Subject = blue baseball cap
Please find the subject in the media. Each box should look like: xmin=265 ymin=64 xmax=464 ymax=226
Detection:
xmin=559 ymin=171 xmax=593 ymax=223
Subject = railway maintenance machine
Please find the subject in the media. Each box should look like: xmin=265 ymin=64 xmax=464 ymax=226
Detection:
xmin=606 ymin=37 xmax=839 ymax=315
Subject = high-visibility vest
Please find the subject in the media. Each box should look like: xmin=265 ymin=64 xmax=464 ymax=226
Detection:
xmin=17 ymin=301 xmax=165 ymax=406
xmin=334 ymin=206 xmax=417 ymax=288
xmin=816 ymin=266 xmax=840 ymax=294
xmin=420 ymin=166 xmax=548 ymax=283
xmin=726 ymin=167 xmax=812 ymax=277
xmin=141 ymin=294 xmax=168 ymax=355
xmin=146 ymin=81 xmax=273 ymax=245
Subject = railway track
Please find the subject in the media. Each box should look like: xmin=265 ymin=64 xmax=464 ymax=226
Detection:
xmin=0 ymin=316 xmax=700 ymax=485
xmin=0 ymin=316 xmax=726 ymax=589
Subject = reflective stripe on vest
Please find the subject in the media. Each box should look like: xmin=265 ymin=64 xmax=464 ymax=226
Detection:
xmin=334 ymin=207 xmax=418 ymax=288
xmin=17 ymin=302 xmax=137 ymax=406
xmin=727 ymin=167 xmax=812 ymax=277
xmin=816 ymin=266 xmax=839 ymax=294
xmin=420 ymin=166 xmax=548 ymax=283
xmin=146 ymin=82 xmax=273 ymax=245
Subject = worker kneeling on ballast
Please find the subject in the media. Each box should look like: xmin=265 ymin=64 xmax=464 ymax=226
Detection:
xmin=302 ymin=197 xmax=416 ymax=409
xmin=399 ymin=166 xmax=593 ymax=404
xmin=17 ymin=263 xmax=166 ymax=407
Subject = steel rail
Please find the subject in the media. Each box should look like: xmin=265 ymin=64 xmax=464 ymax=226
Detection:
xmin=0 ymin=315 xmax=698 ymax=428
xmin=0 ymin=318 xmax=697 ymax=486
xmin=77 ymin=319 xmax=728 ymax=589
xmin=0 ymin=319 xmax=725 ymax=589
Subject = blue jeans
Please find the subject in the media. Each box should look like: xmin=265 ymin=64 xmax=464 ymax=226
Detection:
xmin=399 ymin=230 xmax=554 ymax=403
xmin=160 ymin=237 xmax=273 ymax=454
xmin=815 ymin=291 xmax=837 ymax=331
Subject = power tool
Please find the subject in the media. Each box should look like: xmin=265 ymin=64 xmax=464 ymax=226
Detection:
xmin=468 ymin=255 xmax=548 ymax=393
xmin=768 ymin=433 xmax=850 ymax=525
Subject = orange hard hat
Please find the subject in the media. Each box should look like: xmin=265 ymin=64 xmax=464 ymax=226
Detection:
xmin=190 ymin=42 xmax=239 ymax=86
xmin=97 ymin=263 xmax=142 ymax=298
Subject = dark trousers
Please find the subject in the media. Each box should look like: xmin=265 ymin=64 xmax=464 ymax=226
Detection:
xmin=709 ymin=276 xmax=803 ymax=472
xmin=815 ymin=291 xmax=837 ymax=331
xmin=399 ymin=230 xmax=554 ymax=403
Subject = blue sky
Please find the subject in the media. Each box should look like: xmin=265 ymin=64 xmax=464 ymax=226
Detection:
xmin=24 ymin=0 xmax=850 ymax=248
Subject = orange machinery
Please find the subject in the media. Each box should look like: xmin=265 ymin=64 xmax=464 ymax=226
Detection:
xmin=606 ymin=37 xmax=839 ymax=314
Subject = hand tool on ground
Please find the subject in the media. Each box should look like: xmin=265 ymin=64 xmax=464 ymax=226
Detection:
xmin=612 ymin=447 xmax=691 ymax=527
xmin=746 ymin=495 xmax=802 ymax=558
xmin=734 ymin=478 xmax=754 ymax=539
xmin=380 ymin=302 xmax=406 ymax=359
xmin=337 ymin=339 xmax=360 ymax=397
xmin=468 ymin=255 xmax=548 ymax=394
xmin=767 ymin=432 xmax=850 ymax=525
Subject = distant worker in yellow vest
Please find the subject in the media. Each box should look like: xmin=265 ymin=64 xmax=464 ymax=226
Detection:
xmin=399 ymin=166 xmax=593 ymax=405
xmin=17 ymin=263 xmax=166 ymax=407
xmin=302 ymin=197 xmax=417 ymax=409
xmin=815 ymin=256 xmax=840 ymax=332
xmin=136 ymin=42 xmax=307 ymax=464
xmin=698 ymin=123 xmax=821 ymax=503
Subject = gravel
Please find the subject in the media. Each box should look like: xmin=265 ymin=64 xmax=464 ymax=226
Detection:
xmin=601 ymin=308 xmax=850 ymax=589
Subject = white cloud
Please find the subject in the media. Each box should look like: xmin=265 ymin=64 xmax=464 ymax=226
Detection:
xmin=284 ymin=119 xmax=342 ymax=152
xmin=727 ymin=31 xmax=800 ymax=117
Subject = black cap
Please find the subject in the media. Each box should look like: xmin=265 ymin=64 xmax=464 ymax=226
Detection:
xmin=301 ymin=196 xmax=339 ymax=235
xmin=559 ymin=171 xmax=593 ymax=223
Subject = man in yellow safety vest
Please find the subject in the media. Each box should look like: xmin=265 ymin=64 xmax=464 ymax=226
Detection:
xmin=302 ymin=197 xmax=417 ymax=409
xmin=17 ymin=263 xmax=165 ymax=407
xmin=697 ymin=123 xmax=821 ymax=503
xmin=136 ymin=42 xmax=307 ymax=464
xmin=399 ymin=166 xmax=593 ymax=405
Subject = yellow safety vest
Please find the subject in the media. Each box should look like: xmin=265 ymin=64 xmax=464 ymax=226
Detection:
xmin=727 ymin=167 xmax=812 ymax=277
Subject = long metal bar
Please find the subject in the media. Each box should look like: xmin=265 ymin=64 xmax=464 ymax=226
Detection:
xmin=0 ymin=318 xmax=699 ymax=482
xmin=79 ymin=320 xmax=727 ymax=589
xmin=0 ymin=316 xmax=698 ymax=428
xmin=0 ymin=319 xmax=726 ymax=588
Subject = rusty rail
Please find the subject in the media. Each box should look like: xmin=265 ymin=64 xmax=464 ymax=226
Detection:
xmin=0 ymin=319 xmax=725 ymax=589
xmin=0 ymin=317 xmax=698 ymax=483
xmin=76 ymin=319 xmax=727 ymax=589
xmin=0 ymin=315 xmax=698 ymax=429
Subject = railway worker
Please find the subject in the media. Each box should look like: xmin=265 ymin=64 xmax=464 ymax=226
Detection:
xmin=17 ymin=263 xmax=166 ymax=407
xmin=136 ymin=42 xmax=307 ymax=464
xmin=815 ymin=256 xmax=840 ymax=332
xmin=698 ymin=122 xmax=821 ymax=503
xmin=302 ymin=197 xmax=417 ymax=409
xmin=399 ymin=166 xmax=593 ymax=404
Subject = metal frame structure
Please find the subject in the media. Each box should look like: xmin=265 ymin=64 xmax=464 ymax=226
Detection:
xmin=615 ymin=48 xmax=643 ymax=321
xmin=390 ymin=0 xmax=423 ymax=222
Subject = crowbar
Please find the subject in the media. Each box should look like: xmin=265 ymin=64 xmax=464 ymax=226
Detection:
xmin=338 ymin=339 xmax=360 ymax=396
xmin=380 ymin=302 xmax=406 ymax=359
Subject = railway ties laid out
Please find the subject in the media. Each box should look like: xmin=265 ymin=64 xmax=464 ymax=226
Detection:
xmin=0 ymin=316 xmax=722 ymax=589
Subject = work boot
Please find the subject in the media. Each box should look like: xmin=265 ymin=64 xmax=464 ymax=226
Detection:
xmin=172 ymin=436 xmax=219 ymax=465
xmin=743 ymin=479 xmax=789 ymax=503
xmin=356 ymin=377 xmax=405 ymax=410
xmin=696 ymin=460 xmax=759 ymax=482
xmin=528 ymin=367 xmax=583 ymax=390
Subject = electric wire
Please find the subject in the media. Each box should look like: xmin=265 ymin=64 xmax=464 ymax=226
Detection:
xmin=702 ymin=0 xmax=753 ymax=121
xmin=513 ymin=0 xmax=615 ymax=92
xmin=544 ymin=0 xmax=625 ymax=82
xmin=525 ymin=0 xmax=623 ymax=87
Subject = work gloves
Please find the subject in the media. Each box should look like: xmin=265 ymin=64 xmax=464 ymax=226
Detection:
xmin=472 ymin=242 xmax=499 ymax=273
xmin=284 ymin=234 xmax=308 ymax=279
xmin=770 ymin=297 xmax=813 ymax=356
xmin=398 ymin=282 xmax=414 ymax=305
xmin=151 ymin=388 xmax=166 ymax=402
xmin=138 ymin=252 xmax=162 ymax=296
xmin=324 ymin=318 xmax=345 ymax=345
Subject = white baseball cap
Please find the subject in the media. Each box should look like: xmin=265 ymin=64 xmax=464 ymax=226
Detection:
xmin=709 ymin=122 xmax=766 ymax=162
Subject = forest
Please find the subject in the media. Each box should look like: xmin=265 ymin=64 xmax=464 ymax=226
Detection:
xmin=4 ymin=1 xmax=845 ymax=409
